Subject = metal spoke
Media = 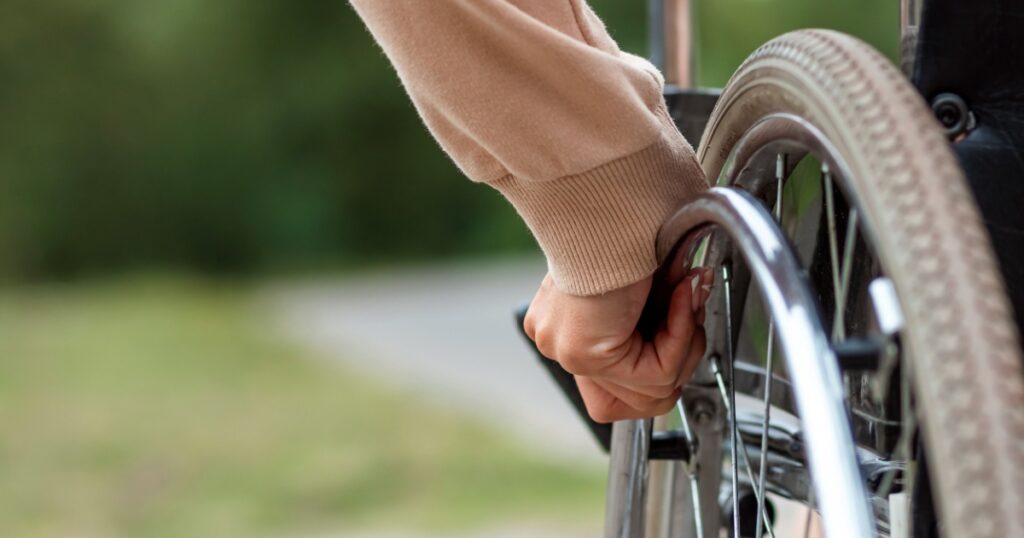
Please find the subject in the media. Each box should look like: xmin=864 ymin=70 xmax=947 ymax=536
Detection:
xmin=823 ymin=163 xmax=860 ymax=341
xmin=754 ymin=329 xmax=775 ymax=538
xmin=752 ymin=155 xmax=786 ymax=538
xmin=722 ymin=265 xmax=741 ymax=538
xmin=822 ymin=165 xmax=842 ymax=318
xmin=711 ymin=357 xmax=776 ymax=538
xmin=832 ymin=209 xmax=859 ymax=340
xmin=877 ymin=344 xmax=917 ymax=498
xmin=687 ymin=465 xmax=705 ymax=537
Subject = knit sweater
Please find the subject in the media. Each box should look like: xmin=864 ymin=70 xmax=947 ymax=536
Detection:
xmin=351 ymin=0 xmax=707 ymax=295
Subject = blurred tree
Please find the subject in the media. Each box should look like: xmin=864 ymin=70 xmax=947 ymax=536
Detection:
xmin=0 ymin=0 xmax=895 ymax=281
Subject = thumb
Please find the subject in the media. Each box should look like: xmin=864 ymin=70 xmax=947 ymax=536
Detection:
xmin=649 ymin=271 xmax=701 ymax=376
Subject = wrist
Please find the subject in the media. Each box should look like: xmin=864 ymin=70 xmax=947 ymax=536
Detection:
xmin=491 ymin=112 xmax=706 ymax=295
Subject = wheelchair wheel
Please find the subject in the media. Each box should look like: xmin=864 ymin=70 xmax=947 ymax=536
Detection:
xmin=605 ymin=30 xmax=1024 ymax=538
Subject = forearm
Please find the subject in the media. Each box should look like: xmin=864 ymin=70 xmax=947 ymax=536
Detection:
xmin=351 ymin=0 xmax=707 ymax=295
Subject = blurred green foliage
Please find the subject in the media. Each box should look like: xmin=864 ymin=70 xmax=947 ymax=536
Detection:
xmin=0 ymin=0 xmax=896 ymax=281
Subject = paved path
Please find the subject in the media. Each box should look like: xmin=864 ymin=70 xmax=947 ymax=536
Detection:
xmin=263 ymin=257 xmax=604 ymax=462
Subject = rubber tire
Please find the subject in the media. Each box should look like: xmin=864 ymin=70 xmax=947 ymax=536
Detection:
xmin=697 ymin=29 xmax=1024 ymax=537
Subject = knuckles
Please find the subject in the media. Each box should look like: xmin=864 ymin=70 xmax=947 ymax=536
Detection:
xmin=555 ymin=337 xmax=621 ymax=376
xmin=530 ymin=323 xmax=601 ymax=376
xmin=530 ymin=324 xmax=557 ymax=361
xmin=554 ymin=345 xmax=594 ymax=376
xmin=522 ymin=309 xmax=536 ymax=340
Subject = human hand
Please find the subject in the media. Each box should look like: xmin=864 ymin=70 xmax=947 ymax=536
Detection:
xmin=524 ymin=268 xmax=712 ymax=423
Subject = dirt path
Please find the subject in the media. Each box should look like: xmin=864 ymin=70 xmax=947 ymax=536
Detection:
xmin=263 ymin=257 xmax=604 ymax=463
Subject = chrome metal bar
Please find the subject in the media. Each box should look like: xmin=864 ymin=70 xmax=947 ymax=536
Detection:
xmin=692 ymin=392 xmax=724 ymax=538
xmin=656 ymin=188 xmax=876 ymax=536
xmin=645 ymin=415 xmax=674 ymax=538
xmin=604 ymin=419 xmax=650 ymax=538
xmin=676 ymin=400 xmax=704 ymax=538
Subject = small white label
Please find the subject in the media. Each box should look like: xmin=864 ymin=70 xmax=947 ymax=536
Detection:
xmin=870 ymin=277 xmax=905 ymax=335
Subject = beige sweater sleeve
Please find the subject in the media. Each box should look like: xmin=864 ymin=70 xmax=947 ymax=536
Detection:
xmin=351 ymin=0 xmax=707 ymax=295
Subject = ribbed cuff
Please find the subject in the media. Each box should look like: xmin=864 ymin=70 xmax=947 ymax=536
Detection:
xmin=489 ymin=115 xmax=707 ymax=296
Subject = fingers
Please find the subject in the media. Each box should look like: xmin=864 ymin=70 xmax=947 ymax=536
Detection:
xmin=577 ymin=376 xmax=680 ymax=423
xmin=677 ymin=324 xmax=706 ymax=386
xmin=652 ymin=274 xmax=700 ymax=371
xmin=684 ymin=269 xmax=712 ymax=382
xmin=604 ymin=271 xmax=699 ymax=389
xmin=526 ymin=275 xmax=651 ymax=377
xmin=591 ymin=377 xmax=681 ymax=411
xmin=523 ymin=268 xmax=713 ymax=423
xmin=576 ymin=376 xmax=638 ymax=423
xmin=611 ymin=269 xmax=710 ymax=394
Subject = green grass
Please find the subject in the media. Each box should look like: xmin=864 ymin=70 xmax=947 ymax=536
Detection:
xmin=0 ymin=277 xmax=604 ymax=537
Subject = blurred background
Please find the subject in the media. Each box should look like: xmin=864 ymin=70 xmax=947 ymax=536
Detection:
xmin=0 ymin=1 xmax=894 ymax=536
